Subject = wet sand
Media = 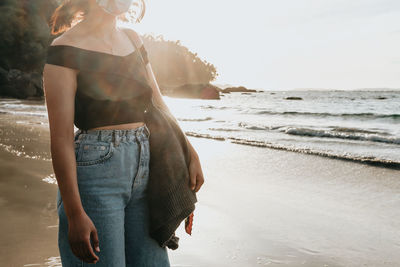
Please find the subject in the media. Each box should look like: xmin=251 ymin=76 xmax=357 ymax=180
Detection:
xmin=0 ymin=115 xmax=58 ymax=266
xmin=0 ymin=113 xmax=399 ymax=266
xmin=170 ymin=137 xmax=400 ymax=267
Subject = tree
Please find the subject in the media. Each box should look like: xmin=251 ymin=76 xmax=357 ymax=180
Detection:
xmin=0 ymin=0 xmax=58 ymax=72
xmin=0 ymin=0 xmax=219 ymax=98
xmin=141 ymin=33 xmax=218 ymax=87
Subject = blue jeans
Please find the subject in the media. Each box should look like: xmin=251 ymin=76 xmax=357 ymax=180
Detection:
xmin=56 ymin=125 xmax=170 ymax=266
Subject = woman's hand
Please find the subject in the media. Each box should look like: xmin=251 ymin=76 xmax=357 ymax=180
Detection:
xmin=68 ymin=212 xmax=100 ymax=264
xmin=188 ymin=149 xmax=205 ymax=193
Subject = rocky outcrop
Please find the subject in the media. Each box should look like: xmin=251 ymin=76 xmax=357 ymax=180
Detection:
xmin=284 ymin=96 xmax=303 ymax=100
xmin=220 ymin=86 xmax=258 ymax=93
xmin=0 ymin=68 xmax=43 ymax=99
xmin=160 ymin=84 xmax=261 ymax=99
xmin=161 ymin=83 xmax=220 ymax=99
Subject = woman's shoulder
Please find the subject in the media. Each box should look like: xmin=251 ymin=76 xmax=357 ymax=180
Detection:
xmin=120 ymin=27 xmax=145 ymax=48
xmin=46 ymin=31 xmax=90 ymax=71
xmin=49 ymin=30 xmax=89 ymax=52
xmin=120 ymin=27 xmax=149 ymax=65
xmin=120 ymin=27 xmax=139 ymax=39
xmin=50 ymin=22 xmax=88 ymax=46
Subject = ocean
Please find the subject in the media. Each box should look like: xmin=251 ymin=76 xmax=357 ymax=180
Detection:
xmin=1 ymin=91 xmax=400 ymax=267
xmin=0 ymin=89 xmax=399 ymax=168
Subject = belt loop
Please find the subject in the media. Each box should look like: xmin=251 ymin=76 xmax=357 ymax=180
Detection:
xmin=144 ymin=124 xmax=150 ymax=139
xmin=113 ymin=130 xmax=120 ymax=146
xmin=74 ymin=129 xmax=81 ymax=141
xmin=135 ymin=128 xmax=140 ymax=142
xmin=112 ymin=131 xmax=116 ymax=146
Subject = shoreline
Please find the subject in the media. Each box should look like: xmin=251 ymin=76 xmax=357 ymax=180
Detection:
xmin=0 ymin=113 xmax=399 ymax=266
xmin=185 ymin=132 xmax=400 ymax=170
xmin=1 ymin=97 xmax=399 ymax=170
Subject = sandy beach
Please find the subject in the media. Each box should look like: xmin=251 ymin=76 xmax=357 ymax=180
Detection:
xmin=0 ymin=112 xmax=399 ymax=267
xmin=1 ymin=0 xmax=400 ymax=266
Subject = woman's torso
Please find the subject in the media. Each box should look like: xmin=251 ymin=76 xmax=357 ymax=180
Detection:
xmin=46 ymin=27 xmax=153 ymax=131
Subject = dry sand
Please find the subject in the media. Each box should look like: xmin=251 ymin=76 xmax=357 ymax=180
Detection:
xmin=0 ymin=113 xmax=399 ymax=267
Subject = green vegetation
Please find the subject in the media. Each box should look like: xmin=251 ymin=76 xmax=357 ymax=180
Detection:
xmin=0 ymin=0 xmax=57 ymax=72
xmin=0 ymin=0 xmax=219 ymax=99
xmin=142 ymin=34 xmax=218 ymax=88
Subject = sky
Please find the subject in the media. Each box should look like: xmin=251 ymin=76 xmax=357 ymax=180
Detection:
xmin=126 ymin=0 xmax=400 ymax=90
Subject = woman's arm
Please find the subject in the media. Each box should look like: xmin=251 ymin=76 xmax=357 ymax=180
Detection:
xmin=124 ymin=29 xmax=205 ymax=193
xmin=144 ymin=62 xmax=199 ymax=159
xmin=147 ymin=65 xmax=205 ymax=193
xmin=43 ymin=40 xmax=100 ymax=263
xmin=43 ymin=62 xmax=82 ymax=219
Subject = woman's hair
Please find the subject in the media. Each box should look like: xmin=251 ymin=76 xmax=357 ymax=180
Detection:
xmin=49 ymin=0 xmax=146 ymax=35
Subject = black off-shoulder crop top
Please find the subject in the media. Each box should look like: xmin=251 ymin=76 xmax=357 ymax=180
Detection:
xmin=45 ymin=29 xmax=198 ymax=250
xmin=45 ymin=29 xmax=153 ymax=130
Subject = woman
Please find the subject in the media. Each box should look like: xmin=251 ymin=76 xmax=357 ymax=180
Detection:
xmin=42 ymin=0 xmax=204 ymax=266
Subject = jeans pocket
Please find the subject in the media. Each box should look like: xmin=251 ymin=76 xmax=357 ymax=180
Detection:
xmin=76 ymin=140 xmax=115 ymax=166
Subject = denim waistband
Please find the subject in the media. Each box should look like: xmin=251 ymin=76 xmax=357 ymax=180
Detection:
xmin=74 ymin=124 xmax=150 ymax=146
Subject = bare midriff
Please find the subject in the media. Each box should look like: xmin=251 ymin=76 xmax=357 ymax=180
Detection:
xmin=88 ymin=121 xmax=145 ymax=131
